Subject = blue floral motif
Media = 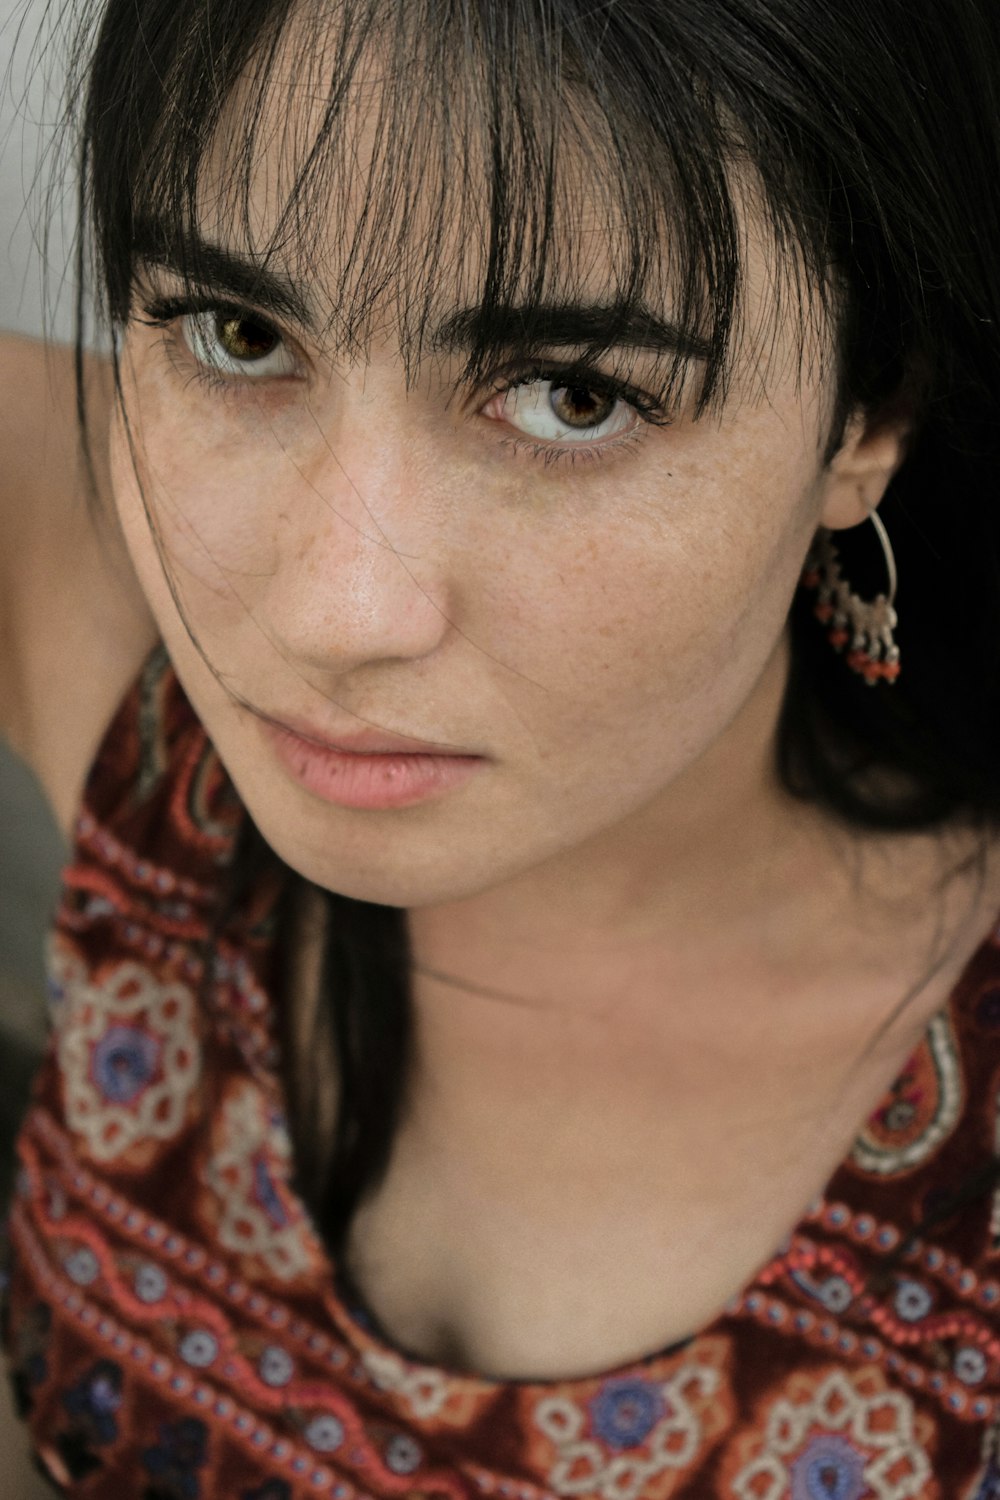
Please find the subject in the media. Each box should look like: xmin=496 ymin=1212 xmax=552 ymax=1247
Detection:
xmin=134 ymin=1262 xmax=169 ymax=1304
xmin=973 ymin=1459 xmax=1000 ymax=1499
xmin=178 ymin=1329 xmax=219 ymax=1369
xmin=258 ymin=1346 xmax=295 ymax=1388
xmin=63 ymin=1360 xmax=123 ymax=1445
xmin=973 ymin=1460 xmax=1000 ymax=1500
xmin=251 ymin=1152 xmax=289 ymax=1228
xmin=817 ymin=1276 xmax=853 ymax=1314
xmin=50 ymin=1361 xmax=124 ymax=1482
xmin=64 ymin=1246 xmax=101 ymax=1286
xmin=304 ymin=1414 xmax=345 ymax=1453
xmin=893 ymin=1278 xmax=934 ymax=1323
xmin=955 ymin=1346 xmax=989 ymax=1386
xmin=588 ymin=1378 xmax=666 ymax=1450
xmin=789 ymin=1434 xmax=866 ymax=1500
xmin=385 ymin=1433 xmax=423 ymax=1474
xmin=91 ymin=1024 xmax=162 ymax=1104
xmin=141 ymin=1416 xmax=209 ymax=1499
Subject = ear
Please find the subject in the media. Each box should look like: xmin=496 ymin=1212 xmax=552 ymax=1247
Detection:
xmin=818 ymin=408 xmax=912 ymax=530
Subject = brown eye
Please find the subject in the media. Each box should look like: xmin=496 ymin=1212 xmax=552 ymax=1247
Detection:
xmin=217 ymin=314 xmax=279 ymax=361
xmin=181 ymin=309 xmax=298 ymax=380
xmin=549 ymin=386 xmax=617 ymax=429
xmin=492 ymin=377 xmax=634 ymax=444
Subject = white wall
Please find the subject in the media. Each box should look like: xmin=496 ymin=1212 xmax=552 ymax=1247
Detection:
xmin=1 ymin=0 xmax=77 ymax=341
xmin=0 ymin=0 xmax=72 ymax=1018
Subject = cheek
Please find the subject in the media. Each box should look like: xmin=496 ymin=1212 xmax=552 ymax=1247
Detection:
xmin=476 ymin=448 xmax=818 ymax=735
xmin=110 ymin=337 xmax=822 ymax=751
xmin=109 ymin=373 xmax=300 ymax=631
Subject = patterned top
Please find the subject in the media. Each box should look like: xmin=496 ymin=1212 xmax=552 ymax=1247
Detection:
xmin=3 ymin=643 xmax=1000 ymax=1500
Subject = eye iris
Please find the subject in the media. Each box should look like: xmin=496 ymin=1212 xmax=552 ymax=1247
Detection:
xmin=550 ymin=385 xmax=616 ymax=429
xmin=217 ymin=315 xmax=276 ymax=361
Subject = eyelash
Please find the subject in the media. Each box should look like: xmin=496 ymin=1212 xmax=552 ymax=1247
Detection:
xmin=134 ymin=295 xmax=675 ymax=466
xmin=137 ymin=296 xmax=282 ymax=397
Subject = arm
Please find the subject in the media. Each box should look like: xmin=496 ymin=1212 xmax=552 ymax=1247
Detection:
xmin=0 ymin=333 xmax=159 ymax=841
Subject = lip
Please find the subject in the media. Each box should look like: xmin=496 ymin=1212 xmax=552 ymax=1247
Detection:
xmin=258 ymin=711 xmax=476 ymax=758
xmin=256 ymin=716 xmax=485 ymax=810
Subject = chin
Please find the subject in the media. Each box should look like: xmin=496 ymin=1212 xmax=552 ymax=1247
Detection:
xmin=256 ymin=820 xmax=502 ymax=910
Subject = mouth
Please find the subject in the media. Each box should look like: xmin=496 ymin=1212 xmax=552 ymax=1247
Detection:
xmin=254 ymin=714 xmax=486 ymax=810
xmin=255 ymin=708 xmax=480 ymax=758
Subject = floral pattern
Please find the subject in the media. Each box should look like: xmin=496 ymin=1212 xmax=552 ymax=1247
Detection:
xmin=141 ymin=1417 xmax=210 ymax=1499
xmin=196 ymin=1080 xmax=323 ymax=1285
xmin=522 ymin=1336 xmax=734 ymax=1500
xmin=725 ymin=1366 xmax=938 ymax=1500
xmin=57 ymin=958 xmax=202 ymax=1166
xmin=3 ymin=643 xmax=1000 ymax=1499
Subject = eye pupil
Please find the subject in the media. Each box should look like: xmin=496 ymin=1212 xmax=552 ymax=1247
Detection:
xmin=550 ymin=385 xmax=616 ymax=429
xmin=217 ymin=315 xmax=276 ymax=361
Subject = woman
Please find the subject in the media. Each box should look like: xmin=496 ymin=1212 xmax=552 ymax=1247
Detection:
xmin=2 ymin=0 xmax=1000 ymax=1493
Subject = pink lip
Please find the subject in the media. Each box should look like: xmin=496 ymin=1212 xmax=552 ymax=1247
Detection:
xmin=260 ymin=712 xmax=474 ymax=758
xmin=257 ymin=717 xmax=485 ymax=810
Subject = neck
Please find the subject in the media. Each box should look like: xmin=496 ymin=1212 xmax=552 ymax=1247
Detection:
xmin=407 ymin=632 xmax=826 ymax=1012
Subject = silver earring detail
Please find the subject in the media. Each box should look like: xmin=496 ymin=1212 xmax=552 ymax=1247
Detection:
xmin=801 ymin=510 xmax=900 ymax=685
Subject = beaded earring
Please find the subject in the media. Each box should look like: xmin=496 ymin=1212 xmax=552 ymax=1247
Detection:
xmin=800 ymin=510 xmax=901 ymax=686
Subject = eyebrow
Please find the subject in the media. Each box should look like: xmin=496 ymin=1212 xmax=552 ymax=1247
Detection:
xmin=133 ymin=221 xmax=315 ymax=327
xmin=132 ymin=220 xmax=712 ymax=362
xmin=432 ymin=304 xmax=713 ymax=363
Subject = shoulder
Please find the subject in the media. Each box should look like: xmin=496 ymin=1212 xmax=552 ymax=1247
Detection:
xmin=0 ymin=332 xmax=160 ymax=842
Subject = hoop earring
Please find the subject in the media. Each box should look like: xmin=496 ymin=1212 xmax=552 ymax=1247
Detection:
xmin=800 ymin=510 xmax=901 ymax=686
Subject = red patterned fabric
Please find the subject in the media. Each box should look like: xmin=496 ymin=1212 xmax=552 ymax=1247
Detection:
xmin=4 ymin=642 xmax=1000 ymax=1498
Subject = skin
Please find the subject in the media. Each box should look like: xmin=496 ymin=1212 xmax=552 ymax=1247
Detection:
xmin=112 ymin=174 xmax=906 ymax=948
xmin=108 ymin=34 xmax=914 ymax=961
xmin=99 ymin=57 xmax=1000 ymax=1376
xmin=112 ymin=193 xmax=912 ymax=989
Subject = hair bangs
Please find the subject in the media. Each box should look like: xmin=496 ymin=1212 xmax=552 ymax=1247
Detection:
xmin=71 ymin=0 xmax=842 ymax=421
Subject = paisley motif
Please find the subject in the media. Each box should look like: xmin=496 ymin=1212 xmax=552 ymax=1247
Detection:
xmin=850 ymin=1013 xmax=963 ymax=1178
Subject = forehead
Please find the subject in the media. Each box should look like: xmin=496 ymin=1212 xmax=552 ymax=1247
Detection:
xmin=200 ymin=31 xmax=655 ymax=306
xmin=180 ymin=5 xmax=831 ymax=403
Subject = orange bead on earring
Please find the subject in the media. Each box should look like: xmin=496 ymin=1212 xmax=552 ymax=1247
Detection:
xmin=800 ymin=510 xmax=901 ymax=685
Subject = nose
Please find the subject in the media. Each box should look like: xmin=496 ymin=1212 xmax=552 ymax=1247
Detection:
xmin=266 ymin=417 xmax=456 ymax=673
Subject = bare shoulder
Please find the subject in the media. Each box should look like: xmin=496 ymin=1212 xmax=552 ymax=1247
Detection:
xmin=0 ymin=332 xmax=159 ymax=842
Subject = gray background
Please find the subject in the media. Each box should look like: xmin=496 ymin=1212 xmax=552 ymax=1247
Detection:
xmin=0 ymin=20 xmax=138 ymax=1492
xmin=0 ymin=0 xmax=78 ymax=1206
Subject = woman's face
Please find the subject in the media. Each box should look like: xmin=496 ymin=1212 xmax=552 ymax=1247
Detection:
xmin=108 ymin=70 xmax=894 ymax=915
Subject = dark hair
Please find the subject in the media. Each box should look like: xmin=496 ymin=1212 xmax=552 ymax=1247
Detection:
xmin=65 ymin=0 xmax=1000 ymax=1257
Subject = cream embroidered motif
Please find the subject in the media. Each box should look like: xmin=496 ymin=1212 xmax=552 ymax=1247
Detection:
xmin=526 ymin=1337 xmax=734 ymax=1500
xmin=57 ymin=959 xmax=202 ymax=1165
xmin=199 ymin=1080 xmax=319 ymax=1283
xmin=359 ymin=1347 xmax=491 ymax=1427
xmin=729 ymin=1366 xmax=935 ymax=1500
